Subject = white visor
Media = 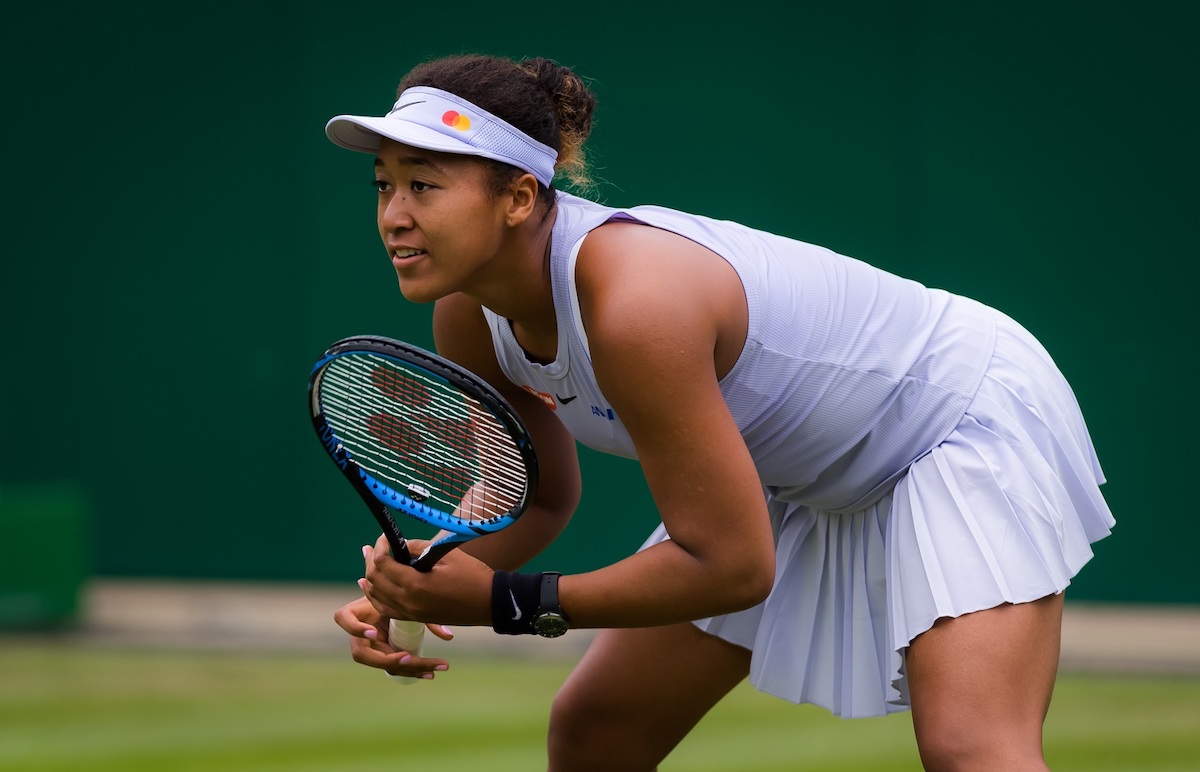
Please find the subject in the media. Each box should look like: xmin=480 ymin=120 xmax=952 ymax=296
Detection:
xmin=325 ymin=86 xmax=559 ymax=187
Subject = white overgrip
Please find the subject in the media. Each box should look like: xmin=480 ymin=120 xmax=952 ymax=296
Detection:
xmin=387 ymin=618 xmax=427 ymax=685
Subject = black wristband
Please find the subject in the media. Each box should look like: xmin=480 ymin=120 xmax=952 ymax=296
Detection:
xmin=491 ymin=570 xmax=542 ymax=635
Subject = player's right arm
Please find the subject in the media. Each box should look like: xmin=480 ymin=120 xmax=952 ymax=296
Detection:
xmin=429 ymin=292 xmax=582 ymax=571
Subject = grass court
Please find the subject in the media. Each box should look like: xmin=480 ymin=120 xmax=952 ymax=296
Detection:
xmin=2 ymin=642 xmax=1199 ymax=770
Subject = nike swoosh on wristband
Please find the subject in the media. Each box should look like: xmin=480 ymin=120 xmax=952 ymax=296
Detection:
xmin=509 ymin=590 xmax=522 ymax=620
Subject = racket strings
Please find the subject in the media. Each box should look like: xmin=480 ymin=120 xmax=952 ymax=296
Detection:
xmin=318 ymin=354 xmax=527 ymax=521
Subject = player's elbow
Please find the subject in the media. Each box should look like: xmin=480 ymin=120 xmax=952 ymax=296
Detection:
xmin=721 ymin=557 xmax=775 ymax=613
xmin=746 ymin=561 xmax=776 ymax=606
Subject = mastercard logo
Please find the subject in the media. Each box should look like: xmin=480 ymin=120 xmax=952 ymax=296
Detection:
xmin=442 ymin=110 xmax=471 ymax=131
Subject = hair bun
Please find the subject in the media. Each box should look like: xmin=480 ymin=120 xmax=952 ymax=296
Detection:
xmin=518 ymin=58 xmax=596 ymax=188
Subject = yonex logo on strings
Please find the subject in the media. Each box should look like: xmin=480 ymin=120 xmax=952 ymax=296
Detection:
xmin=442 ymin=111 xmax=471 ymax=131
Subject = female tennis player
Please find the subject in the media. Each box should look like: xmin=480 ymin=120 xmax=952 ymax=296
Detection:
xmin=327 ymin=53 xmax=1114 ymax=771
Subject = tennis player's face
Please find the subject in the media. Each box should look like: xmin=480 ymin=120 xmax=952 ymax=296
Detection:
xmin=374 ymin=140 xmax=509 ymax=302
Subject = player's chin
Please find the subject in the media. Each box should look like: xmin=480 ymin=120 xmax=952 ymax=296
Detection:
xmin=395 ymin=276 xmax=451 ymax=304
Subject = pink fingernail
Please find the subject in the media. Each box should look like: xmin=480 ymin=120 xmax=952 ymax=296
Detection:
xmin=435 ymin=665 xmax=448 ymax=671
xmin=362 ymin=545 xmax=370 ymax=559
xmin=398 ymin=655 xmax=412 ymax=664
xmin=421 ymin=673 xmax=434 ymax=680
xmin=364 ymin=629 xmax=377 ymax=640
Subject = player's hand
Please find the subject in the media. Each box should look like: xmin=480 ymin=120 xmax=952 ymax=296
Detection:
xmin=362 ymin=534 xmax=494 ymax=627
xmin=333 ymin=593 xmax=453 ymax=679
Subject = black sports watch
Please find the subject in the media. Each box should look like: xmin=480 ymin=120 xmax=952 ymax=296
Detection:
xmin=532 ymin=572 xmax=570 ymax=638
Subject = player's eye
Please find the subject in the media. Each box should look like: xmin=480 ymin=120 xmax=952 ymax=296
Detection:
xmin=371 ymin=178 xmax=392 ymax=193
xmin=410 ymin=180 xmax=434 ymax=193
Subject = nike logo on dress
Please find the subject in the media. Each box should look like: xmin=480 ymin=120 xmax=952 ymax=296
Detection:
xmin=509 ymin=590 xmax=522 ymax=620
xmin=556 ymin=394 xmax=578 ymax=404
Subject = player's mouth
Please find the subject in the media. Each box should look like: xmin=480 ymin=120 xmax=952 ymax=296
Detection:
xmin=391 ymin=247 xmax=427 ymax=267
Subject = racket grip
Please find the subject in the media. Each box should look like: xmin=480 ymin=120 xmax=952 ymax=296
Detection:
xmin=387 ymin=618 xmax=427 ymax=686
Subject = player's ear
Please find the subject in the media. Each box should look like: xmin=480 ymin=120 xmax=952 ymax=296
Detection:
xmin=503 ymin=172 xmax=541 ymax=227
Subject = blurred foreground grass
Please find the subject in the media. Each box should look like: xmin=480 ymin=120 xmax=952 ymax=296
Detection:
xmin=2 ymin=641 xmax=1198 ymax=771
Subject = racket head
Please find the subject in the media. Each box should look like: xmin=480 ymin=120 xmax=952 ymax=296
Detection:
xmin=308 ymin=335 xmax=539 ymax=560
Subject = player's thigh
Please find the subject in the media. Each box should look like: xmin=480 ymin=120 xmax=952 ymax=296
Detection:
xmin=905 ymin=594 xmax=1063 ymax=768
xmin=550 ymin=622 xmax=751 ymax=760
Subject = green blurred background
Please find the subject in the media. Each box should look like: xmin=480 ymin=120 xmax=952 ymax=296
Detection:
xmin=3 ymin=0 xmax=1197 ymax=623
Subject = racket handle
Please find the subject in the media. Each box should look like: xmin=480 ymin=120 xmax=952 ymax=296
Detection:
xmin=387 ymin=618 xmax=427 ymax=686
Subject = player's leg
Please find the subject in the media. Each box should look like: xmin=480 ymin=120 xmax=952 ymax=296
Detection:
xmin=547 ymin=621 xmax=751 ymax=772
xmin=905 ymin=593 xmax=1064 ymax=772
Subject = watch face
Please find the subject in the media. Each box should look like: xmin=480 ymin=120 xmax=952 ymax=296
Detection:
xmin=533 ymin=613 xmax=569 ymax=638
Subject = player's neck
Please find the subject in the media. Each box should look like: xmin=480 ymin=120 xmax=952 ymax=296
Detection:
xmin=463 ymin=205 xmax=557 ymax=333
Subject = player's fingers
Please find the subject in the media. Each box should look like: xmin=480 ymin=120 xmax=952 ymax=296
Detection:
xmin=372 ymin=533 xmax=390 ymax=561
xmin=348 ymin=632 xmax=449 ymax=678
xmin=403 ymin=538 xmax=432 ymax=562
xmin=362 ymin=543 xmax=397 ymax=593
xmin=349 ymin=636 xmax=406 ymax=670
xmin=333 ymin=595 xmax=383 ymax=637
xmin=429 ymin=623 xmax=455 ymax=641
xmin=357 ymin=577 xmax=404 ymax=620
xmin=366 ymin=537 xmax=395 ymax=578
xmin=371 ymin=533 xmax=416 ymax=568
xmin=387 ymin=652 xmax=450 ymax=679
xmin=332 ymin=607 xmax=373 ymax=637
xmin=360 ymin=542 xmax=403 ymax=598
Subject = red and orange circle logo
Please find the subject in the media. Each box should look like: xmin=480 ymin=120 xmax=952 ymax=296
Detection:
xmin=442 ymin=111 xmax=471 ymax=131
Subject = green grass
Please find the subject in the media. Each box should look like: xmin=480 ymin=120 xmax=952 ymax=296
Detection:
xmin=2 ymin=641 xmax=1198 ymax=771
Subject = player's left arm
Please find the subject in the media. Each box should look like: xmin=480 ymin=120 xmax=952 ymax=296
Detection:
xmin=560 ymin=223 xmax=777 ymax=628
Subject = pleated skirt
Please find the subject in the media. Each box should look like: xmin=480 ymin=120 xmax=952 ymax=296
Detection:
xmin=639 ymin=310 xmax=1115 ymax=718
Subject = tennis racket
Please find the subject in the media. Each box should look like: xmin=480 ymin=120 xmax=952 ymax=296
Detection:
xmin=308 ymin=335 xmax=539 ymax=683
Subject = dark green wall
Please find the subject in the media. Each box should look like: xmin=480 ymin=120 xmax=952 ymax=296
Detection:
xmin=4 ymin=2 xmax=1196 ymax=602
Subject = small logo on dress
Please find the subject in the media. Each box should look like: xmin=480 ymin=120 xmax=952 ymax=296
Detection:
xmin=556 ymin=394 xmax=578 ymax=405
xmin=442 ymin=110 xmax=471 ymax=131
xmin=591 ymin=405 xmax=616 ymax=421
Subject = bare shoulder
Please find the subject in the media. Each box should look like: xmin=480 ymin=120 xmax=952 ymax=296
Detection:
xmin=575 ymin=220 xmax=733 ymax=286
xmin=574 ymin=221 xmax=747 ymax=378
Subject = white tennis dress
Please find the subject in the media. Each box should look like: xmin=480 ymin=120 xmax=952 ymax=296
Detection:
xmin=482 ymin=192 xmax=1115 ymax=718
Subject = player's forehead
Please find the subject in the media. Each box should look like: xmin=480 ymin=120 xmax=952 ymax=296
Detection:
xmin=374 ymin=139 xmax=479 ymax=176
